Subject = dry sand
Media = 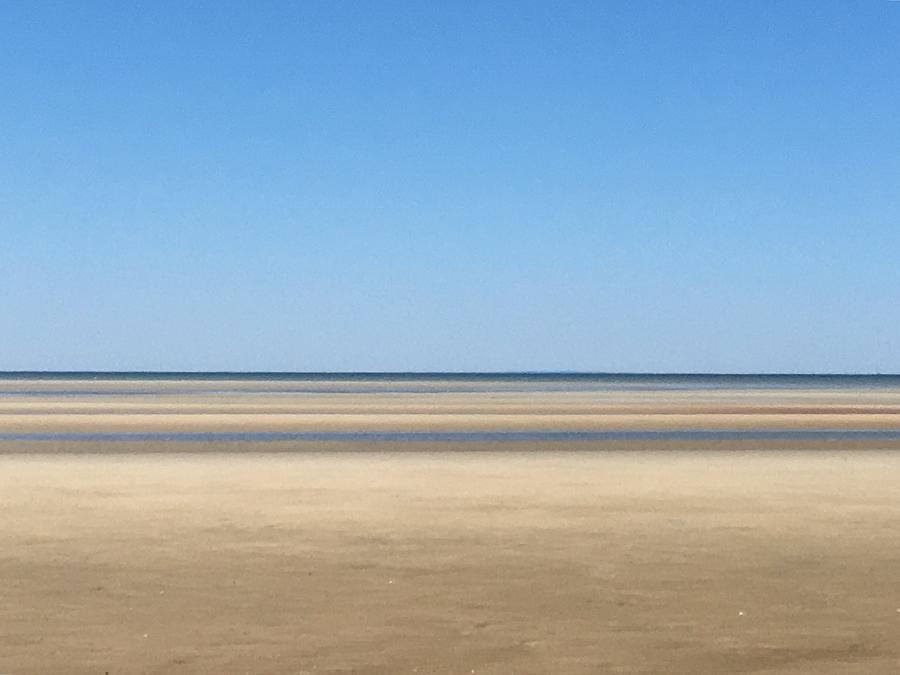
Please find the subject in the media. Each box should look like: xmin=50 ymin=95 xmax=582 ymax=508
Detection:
xmin=6 ymin=411 xmax=900 ymax=433
xmin=3 ymin=379 xmax=900 ymax=673
xmin=3 ymin=449 xmax=900 ymax=674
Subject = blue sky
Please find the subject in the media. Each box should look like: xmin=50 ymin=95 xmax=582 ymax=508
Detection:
xmin=2 ymin=1 xmax=898 ymax=372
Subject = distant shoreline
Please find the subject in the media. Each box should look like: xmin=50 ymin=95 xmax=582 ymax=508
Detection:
xmin=1 ymin=371 xmax=899 ymax=380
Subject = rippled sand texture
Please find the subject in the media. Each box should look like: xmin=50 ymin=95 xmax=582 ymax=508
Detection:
xmin=3 ymin=451 xmax=900 ymax=674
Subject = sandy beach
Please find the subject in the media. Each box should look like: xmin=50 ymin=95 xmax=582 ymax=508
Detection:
xmin=3 ymin=377 xmax=900 ymax=673
xmin=4 ymin=450 xmax=900 ymax=674
xmin=2 ymin=377 xmax=900 ymax=434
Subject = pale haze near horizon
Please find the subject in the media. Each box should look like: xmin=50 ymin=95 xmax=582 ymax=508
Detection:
xmin=2 ymin=2 xmax=898 ymax=373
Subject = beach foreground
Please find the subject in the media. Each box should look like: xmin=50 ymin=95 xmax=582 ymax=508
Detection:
xmin=3 ymin=449 xmax=900 ymax=675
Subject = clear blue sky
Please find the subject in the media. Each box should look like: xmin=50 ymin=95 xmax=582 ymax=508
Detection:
xmin=2 ymin=1 xmax=898 ymax=372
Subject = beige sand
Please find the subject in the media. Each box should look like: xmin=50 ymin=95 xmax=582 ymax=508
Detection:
xmin=2 ymin=380 xmax=900 ymax=433
xmin=3 ymin=449 xmax=900 ymax=674
xmin=5 ymin=411 xmax=900 ymax=433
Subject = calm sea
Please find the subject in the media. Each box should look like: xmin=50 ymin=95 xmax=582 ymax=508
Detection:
xmin=2 ymin=372 xmax=900 ymax=395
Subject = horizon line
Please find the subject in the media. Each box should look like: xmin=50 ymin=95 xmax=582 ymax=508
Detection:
xmin=1 ymin=370 xmax=899 ymax=378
